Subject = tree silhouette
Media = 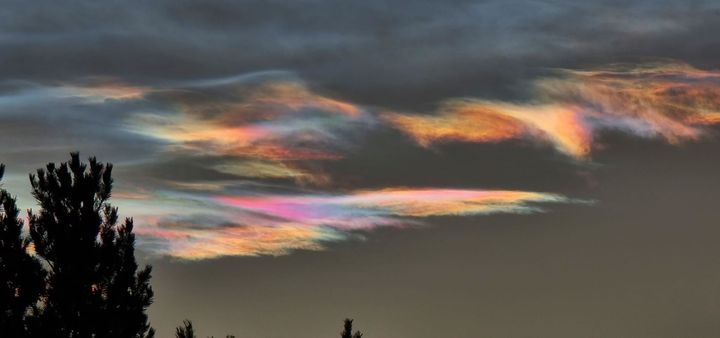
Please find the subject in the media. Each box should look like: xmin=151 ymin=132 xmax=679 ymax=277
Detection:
xmin=26 ymin=153 xmax=154 ymax=337
xmin=175 ymin=319 xmax=237 ymax=338
xmin=0 ymin=164 xmax=45 ymax=338
xmin=175 ymin=320 xmax=197 ymax=338
xmin=340 ymin=318 xmax=363 ymax=338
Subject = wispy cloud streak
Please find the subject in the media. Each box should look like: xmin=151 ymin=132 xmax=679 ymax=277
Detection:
xmin=135 ymin=188 xmax=566 ymax=259
xmin=386 ymin=62 xmax=720 ymax=157
xmin=128 ymin=77 xmax=374 ymax=183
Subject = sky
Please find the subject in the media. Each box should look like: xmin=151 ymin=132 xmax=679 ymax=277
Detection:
xmin=2 ymin=0 xmax=720 ymax=337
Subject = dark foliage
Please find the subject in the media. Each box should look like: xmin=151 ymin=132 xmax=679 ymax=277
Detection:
xmin=340 ymin=318 xmax=363 ymax=338
xmin=26 ymin=153 xmax=155 ymax=337
xmin=0 ymin=165 xmax=46 ymax=338
xmin=0 ymin=153 xmax=154 ymax=337
xmin=174 ymin=317 xmax=361 ymax=338
xmin=175 ymin=319 xmax=237 ymax=338
xmin=175 ymin=320 xmax=197 ymax=338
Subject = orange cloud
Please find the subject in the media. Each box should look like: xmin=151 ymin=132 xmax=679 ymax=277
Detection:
xmin=241 ymin=81 xmax=363 ymax=118
xmin=387 ymin=62 xmax=720 ymax=158
xmin=129 ymin=78 xmax=372 ymax=182
xmin=341 ymin=188 xmax=563 ymax=217
xmin=137 ymin=224 xmax=338 ymax=259
xmin=386 ymin=102 xmax=591 ymax=157
xmin=384 ymin=102 xmax=526 ymax=145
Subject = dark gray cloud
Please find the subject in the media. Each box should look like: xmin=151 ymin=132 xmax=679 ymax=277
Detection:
xmin=3 ymin=0 xmax=720 ymax=109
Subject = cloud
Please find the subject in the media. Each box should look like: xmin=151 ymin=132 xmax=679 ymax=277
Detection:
xmin=2 ymin=0 xmax=720 ymax=266
xmin=135 ymin=188 xmax=567 ymax=259
xmin=4 ymin=0 xmax=720 ymax=111
xmin=1 ymin=61 xmax=715 ymax=260
xmin=138 ymin=223 xmax=342 ymax=260
xmin=386 ymin=62 xmax=720 ymax=158
xmin=127 ymin=76 xmax=375 ymax=183
xmin=216 ymin=188 xmax=566 ymax=223
xmin=57 ymin=80 xmax=150 ymax=102
xmin=386 ymin=102 xmax=590 ymax=156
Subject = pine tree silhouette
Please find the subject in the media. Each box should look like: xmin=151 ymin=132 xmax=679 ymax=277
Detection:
xmin=175 ymin=319 xmax=237 ymax=338
xmin=340 ymin=318 xmax=363 ymax=338
xmin=0 ymin=164 xmax=45 ymax=338
xmin=175 ymin=320 xmax=197 ymax=338
xmin=26 ymin=153 xmax=154 ymax=337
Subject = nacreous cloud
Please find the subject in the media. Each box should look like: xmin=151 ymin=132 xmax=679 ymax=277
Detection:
xmin=135 ymin=188 xmax=567 ymax=259
xmin=5 ymin=62 xmax=715 ymax=260
xmin=128 ymin=75 xmax=375 ymax=184
xmin=385 ymin=62 xmax=720 ymax=158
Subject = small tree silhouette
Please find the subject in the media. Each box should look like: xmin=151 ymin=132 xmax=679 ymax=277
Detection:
xmin=27 ymin=153 xmax=154 ymax=337
xmin=175 ymin=320 xmax=197 ymax=338
xmin=175 ymin=319 xmax=237 ymax=338
xmin=0 ymin=165 xmax=45 ymax=338
xmin=340 ymin=318 xmax=363 ymax=338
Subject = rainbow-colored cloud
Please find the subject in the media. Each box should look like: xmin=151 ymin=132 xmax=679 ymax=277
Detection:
xmin=134 ymin=188 xmax=566 ymax=259
xmin=129 ymin=78 xmax=374 ymax=183
xmin=386 ymin=62 xmax=720 ymax=157
xmin=99 ymin=62 xmax=720 ymax=259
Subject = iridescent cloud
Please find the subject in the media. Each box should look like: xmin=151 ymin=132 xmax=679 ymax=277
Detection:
xmin=5 ymin=62 xmax=718 ymax=261
xmin=0 ymin=79 xmax=150 ymax=106
xmin=59 ymin=81 xmax=150 ymax=102
xmin=215 ymin=188 xmax=565 ymax=224
xmin=128 ymin=78 xmax=374 ymax=182
xmin=386 ymin=102 xmax=590 ymax=156
xmin=121 ymin=62 xmax=719 ymax=259
xmin=137 ymin=223 xmax=341 ymax=260
xmin=134 ymin=188 xmax=567 ymax=259
xmin=386 ymin=62 xmax=720 ymax=157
